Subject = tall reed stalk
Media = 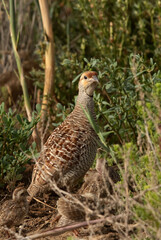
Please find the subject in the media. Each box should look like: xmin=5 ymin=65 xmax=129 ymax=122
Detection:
xmin=9 ymin=0 xmax=32 ymax=121
xmin=38 ymin=0 xmax=55 ymax=131
xmin=8 ymin=0 xmax=40 ymax=147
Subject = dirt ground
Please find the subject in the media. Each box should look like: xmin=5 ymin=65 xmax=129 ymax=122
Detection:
xmin=0 ymin=188 xmax=120 ymax=240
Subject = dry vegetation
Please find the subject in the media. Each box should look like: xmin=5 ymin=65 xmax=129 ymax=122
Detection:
xmin=0 ymin=0 xmax=161 ymax=240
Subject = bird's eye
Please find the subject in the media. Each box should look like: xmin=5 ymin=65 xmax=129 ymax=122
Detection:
xmin=84 ymin=76 xmax=87 ymax=79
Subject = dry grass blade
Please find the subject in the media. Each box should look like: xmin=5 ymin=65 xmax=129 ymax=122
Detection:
xmin=33 ymin=197 xmax=56 ymax=210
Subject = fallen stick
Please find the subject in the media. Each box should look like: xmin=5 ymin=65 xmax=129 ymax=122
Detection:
xmin=24 ymin=218 xmax=105 ymax=240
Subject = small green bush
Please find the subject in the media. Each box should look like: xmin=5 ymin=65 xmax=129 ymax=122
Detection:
xmin=0 ymin=102 xmax=39 ymax=189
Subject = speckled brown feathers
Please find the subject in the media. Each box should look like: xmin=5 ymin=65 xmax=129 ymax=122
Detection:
xmin=56 ymin=158 xmax=120 ymax=226
xmin=0 ymin=187 xmax=28 ymax=227
xmin=57 ymin=193 xmax=96 ymax=221
xmin=27 ymin=71 xmax=99 ymax=198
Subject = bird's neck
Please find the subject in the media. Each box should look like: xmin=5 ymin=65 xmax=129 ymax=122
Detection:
xmin=75 ymin=92 xmax=96 ymax=121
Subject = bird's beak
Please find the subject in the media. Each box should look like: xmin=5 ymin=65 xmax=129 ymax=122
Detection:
xmin=90 ymin=75 xmax=99 ymax=84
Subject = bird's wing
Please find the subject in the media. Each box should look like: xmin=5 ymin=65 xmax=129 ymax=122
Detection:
xmin=31 ymin=120 xmax=87 ymax=184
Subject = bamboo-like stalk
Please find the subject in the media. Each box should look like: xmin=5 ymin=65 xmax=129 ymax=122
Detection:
xmin=9 ymin=0 xmax=32 ymax=121
xmin=39 ymin=0 xmax=55 ymax=129
xmin=8 ymin=0 xmax=40 ymax=148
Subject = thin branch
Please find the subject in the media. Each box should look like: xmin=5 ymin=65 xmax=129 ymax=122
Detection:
xmin=24 ymin=218 xmax=106 ymax=239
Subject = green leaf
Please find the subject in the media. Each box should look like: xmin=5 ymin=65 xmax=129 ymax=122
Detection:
xmin=17 ymin=114 xmax=22 ymax=124
xmin=0 ymin=102 xmax=5 ymax=114
xmin=61 ymin=59 xmax=71 ymax=66
xmin=91 ymin=59 xmax=97 ymax=67
xmin=32 ymin=141 xmax=37 ymax=149
xmin=105 ymin=83 xmax=112 ymax=90
xmin=83 ymin=58 xmax=89 ymax=63
xmin=72 ymin=73 xmax=82 ymax=83
xmin=36 ymin=103 xmax=41 ymax=113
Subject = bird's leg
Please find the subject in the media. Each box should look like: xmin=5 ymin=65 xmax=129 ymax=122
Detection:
xmin=73 ymin=229 xmax=81 ymax=237
xmin=50 ymin=214 xmax=61 ymax=226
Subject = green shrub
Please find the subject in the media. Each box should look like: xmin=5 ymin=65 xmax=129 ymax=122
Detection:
xmin=62 ymin=54 xmax=161 ymax=147
xmin=0 ymin=102 xmax=39 ymax=189
xmin=81 ymin=55 xmax=161 ymax=239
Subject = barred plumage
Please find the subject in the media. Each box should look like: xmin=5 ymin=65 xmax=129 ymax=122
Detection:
xmin=27 ymin=71 xmax=99 ymax=199
xmin=57 ymin=193 xmax=97 ymax=226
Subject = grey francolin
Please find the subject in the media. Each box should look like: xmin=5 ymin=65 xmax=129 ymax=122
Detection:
xmin=27 ymin=71 xmax=99 ymax=199
xmin=0 ymin=187 xmax=29 ymax=227
xmin=57 ymin=193 xmax=97 ymax=226
xmin=78 ymin=158 xmax=120 ymax=196
xmin=56 ymin=158 xmax=120 ymax=226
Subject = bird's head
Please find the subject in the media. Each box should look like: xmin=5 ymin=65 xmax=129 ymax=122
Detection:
xmin=12 ymin=187 xmax=28 ymax=201
xmin=79 ymin=71 xmax=98 ymax=97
